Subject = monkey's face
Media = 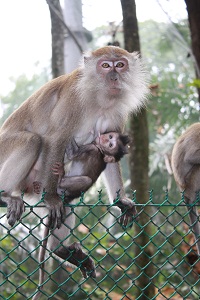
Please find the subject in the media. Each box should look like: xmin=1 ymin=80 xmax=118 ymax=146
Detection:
xmin=96 ymin=58 xmax=129 ymax=96
xmin=95 ymin=132 xmax=120 ymax=155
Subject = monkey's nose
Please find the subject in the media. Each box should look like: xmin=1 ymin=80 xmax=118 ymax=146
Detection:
xmin=111 ymin=75 xmax=118 ymax=81
xmin=109 ymin=70 xmax=118 ymax=81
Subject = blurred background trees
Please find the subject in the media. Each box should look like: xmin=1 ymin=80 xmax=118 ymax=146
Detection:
xmin=1 ymin=0 xmax=199 ymax=201
xmin=1 ymin=0 xmax=200 ymax=298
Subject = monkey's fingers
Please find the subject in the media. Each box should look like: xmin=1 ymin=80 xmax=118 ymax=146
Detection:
xmin=53 ymin=162 xmax=62 ymax=166
xmin=52 ymin=163 xmax=64 ymax=176
xmin=80 ymin=257 xmax=96 ymax=278
xmin=52 ymin=162 xmax=62 ymax=169
xmin=51 ymin=166 xmax=60 ymax=174
xmin=45 ymin=198 xmax=66 ymax=229
xmin=80 ymin=268 xmax=87 ymax=279
xmin=52 ymin=170 xmax=59 ymax=175
xmin=6 ymin=197 xmax=25 ymax=227
xmin=80 ymin=265 xmax=96 ymax=279
xmin=120 ymin=213 xmax=134 ymax=228
xmin=49 ymin=206 xmax=65 ymax=229
xmin=117 ymin=197 xmax=138 ymax=228
xmin=33 ymin=181 xmax=42 ymax=194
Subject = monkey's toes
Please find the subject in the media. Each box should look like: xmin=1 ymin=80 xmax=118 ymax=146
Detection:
xmin=68 ymin=242 xmax=96 ymax=278
xmin=46 ymin=199 xmax=66 ymax=229
xmin=81 ymin=256 xmax=96 ymax=278
xmin=6 ymin=198 xmax=25 ymax=226
xmin=33 ymin=181 xmax=42 ymax=194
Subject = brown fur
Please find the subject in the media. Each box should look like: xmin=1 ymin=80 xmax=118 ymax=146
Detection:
xmin=0 ymin=47 xmax=149 ymax=294
xmin=172 ymin=122 xmax=200 ymax=255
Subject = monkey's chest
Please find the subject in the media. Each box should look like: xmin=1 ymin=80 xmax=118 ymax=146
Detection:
xmin=66 ymin=162 xmax=84 ymax=177
xmin=74 ymin=114 xmax=115 ymax=145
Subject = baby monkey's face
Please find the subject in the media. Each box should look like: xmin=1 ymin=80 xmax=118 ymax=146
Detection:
xmin=95 ymin=132 xmax=120 ymax=155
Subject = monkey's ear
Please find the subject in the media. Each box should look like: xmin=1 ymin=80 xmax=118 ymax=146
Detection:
xmin=104 ymin=155 xmax=116 ymax=163
xmin=84 ymin=55 xmax=92 ymax=64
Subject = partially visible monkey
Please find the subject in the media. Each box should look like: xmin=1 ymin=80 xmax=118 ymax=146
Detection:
xmin=32 ymin=132 xmax=130 ymax=300
xmin=0 ymin=46 xmax=149 ymax=280
xmin=171 ymin=123 xmax=200 ymax=255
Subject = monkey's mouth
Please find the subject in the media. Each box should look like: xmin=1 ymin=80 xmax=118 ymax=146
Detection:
xmin=110 ymin=87 xmax=121 ymax=95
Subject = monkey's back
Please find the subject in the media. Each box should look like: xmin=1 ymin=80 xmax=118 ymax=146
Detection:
xmin=172 ymin=123 xmax=200 ymax=190
xmin=0 ymin=69 xmax=84 ymax=137
xmin=69 ymin=146 xmax=106 ymax=183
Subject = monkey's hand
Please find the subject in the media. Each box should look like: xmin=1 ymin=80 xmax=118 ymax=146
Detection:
xmin=44 ymin=196 xmax=66 ymax=229
xmin=115 ymin=197 xmax=138 ymax=228
xmin=52 ymin=162 xmax=64 ymax=177
xmin=6 ymin=197 xmax=25 ymax=227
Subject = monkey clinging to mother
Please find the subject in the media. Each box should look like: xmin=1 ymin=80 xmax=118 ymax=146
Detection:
xmin=0 ymin=46 xmax=149 ymax=273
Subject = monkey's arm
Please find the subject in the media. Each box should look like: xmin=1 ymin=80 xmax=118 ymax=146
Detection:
xmin=102 ymin=162 xmax=137 ymax=227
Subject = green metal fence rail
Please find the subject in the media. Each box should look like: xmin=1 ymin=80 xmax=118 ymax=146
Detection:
xmin=0 ymin=191 xmax=200 ymax=299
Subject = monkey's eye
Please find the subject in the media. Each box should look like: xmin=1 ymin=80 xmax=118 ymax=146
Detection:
xmin=116 ymin=62 xmax=124 ymax=68
xmin=109 ymin=135 xmax=113 ymax=139
xmin=102 ymin=62 xmax=110 ymax=68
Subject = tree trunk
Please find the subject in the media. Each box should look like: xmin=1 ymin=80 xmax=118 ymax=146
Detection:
xmin=120 ymin=0 xmax=155 ymax=299
xmin=185 ymin=0 xmax=200 ymax=102
xmin=47 ymin=0 xmax=65 ymax=78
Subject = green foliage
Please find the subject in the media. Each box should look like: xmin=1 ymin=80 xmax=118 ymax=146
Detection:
xmin=1 ymin=17 xmax=200 ymax=299
xmin=188 ymin=79 xmax=200 ymax=88
xmin=139 ymin=20 xmax=199 ymax=196
xmin=0 ymin=68 xmax=50 ymax=125
xmin=1 ymin=196 xmax=200 ymax=299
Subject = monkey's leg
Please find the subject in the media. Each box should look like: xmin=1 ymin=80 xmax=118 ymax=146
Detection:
xmin=55 ymin=241 xmax=96 ymax=278
xmin=0 ymin=133 xmax=42 ymax=226
xmin=49 ymin=208 xmax=96 ymax=278
xmin=58 ymin=176 xmax=92 ymax=198
xmin=185 ymin=195 xmax=200 ymax=255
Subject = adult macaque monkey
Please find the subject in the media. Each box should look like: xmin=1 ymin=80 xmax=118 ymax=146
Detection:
xmin=171 ymin=123 xmax=200 ymax=255
xmin=0 ymin=46 xmax=149 ymax=279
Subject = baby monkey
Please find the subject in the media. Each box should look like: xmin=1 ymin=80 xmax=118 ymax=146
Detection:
xmin=54 ymin=131 xmax=130 ymax=198
xmin=34 ymin=131 xmax=130 ymax=199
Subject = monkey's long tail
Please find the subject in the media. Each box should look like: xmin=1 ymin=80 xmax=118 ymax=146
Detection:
xmin=32 ymin=224 xmax=50 ymax=300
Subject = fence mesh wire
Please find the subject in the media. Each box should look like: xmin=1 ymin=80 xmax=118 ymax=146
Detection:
xmin=0 ymin=191 xmax=200 ymax=300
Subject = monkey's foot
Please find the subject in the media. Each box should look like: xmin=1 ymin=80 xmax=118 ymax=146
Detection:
xmin=33 ymin=181 xmax=42 ymax=194
xmin=5 ymin=197 xmax=25 ymax=227
xmin=55 ymin=242 xmax=96 ymax=278
xmin=44 ymin=196 xmax=66 ymax=229
xmin=116 ymin=197 xmax=138 ymax=228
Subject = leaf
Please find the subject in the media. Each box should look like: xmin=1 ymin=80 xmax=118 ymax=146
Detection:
xmin=188 ymin=79 xmax=200 ymax=88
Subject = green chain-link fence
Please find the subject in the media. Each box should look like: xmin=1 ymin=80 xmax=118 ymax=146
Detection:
xmin=0 ymin=191 xmax=200 ymax=300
